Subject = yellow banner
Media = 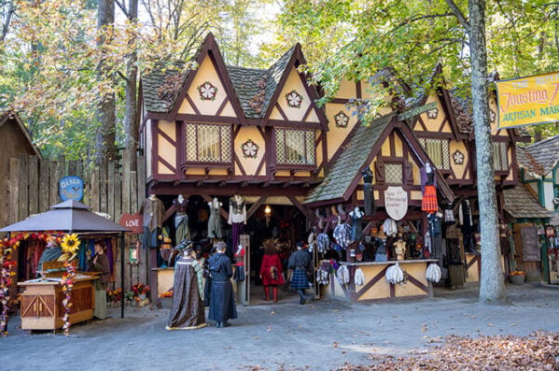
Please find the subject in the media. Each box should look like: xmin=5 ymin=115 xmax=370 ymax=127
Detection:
xmin=496 ymin=71 xmax=559 ymax=129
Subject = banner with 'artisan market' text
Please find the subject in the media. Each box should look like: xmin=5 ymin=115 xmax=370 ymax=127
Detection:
xmin=495 ymin=71 xmax=559 ymax=129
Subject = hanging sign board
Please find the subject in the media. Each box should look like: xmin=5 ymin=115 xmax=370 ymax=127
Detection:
xmin=384 ymin=186 xmax=408 ymax=221
xmin=495 ymin=71 xmax=559 ymax=129
xmin=119 ymin=213 xmax=144 ymax=234
xmin=520 ymin=226 xmax=541 ymax=262
xmin=398 ymin=102 xmax=437 ymax=122
xmin=59 ymin=176 xmax=84 ymax=202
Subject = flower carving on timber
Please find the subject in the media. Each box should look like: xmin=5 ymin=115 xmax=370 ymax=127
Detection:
xmin=334 ymin=111 xmax=349 ymax=128
xmin=452 ymin=150 xmax=465 ymax=165
xmin=197 ymin=81 xmax=218 ymax=101
xmin=241 ymin=139 xmax=259 ymax=159
xmin=427 ymin=107 xmax=439 ymax=120
xmin=285 ymin=90 xmax=303 ymax=109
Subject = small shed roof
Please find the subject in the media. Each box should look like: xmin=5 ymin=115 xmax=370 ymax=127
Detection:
xmin=517 ymin=135 xmax=559 ymax=177
xmin=503 ymin=185 xmax=552 ymax=220
xmin=0 ymin=200 xmax=131 ymax=233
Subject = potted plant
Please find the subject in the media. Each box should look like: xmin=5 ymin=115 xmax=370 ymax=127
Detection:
xmin=510 ymin=270 xmax=526 ymax=284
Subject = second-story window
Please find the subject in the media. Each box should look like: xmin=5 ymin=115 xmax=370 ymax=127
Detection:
xmin=492 ymin=142 xmax=508 ymax=171
xmin=185 ymin=123 xmax=232 ymax=163
xmin=419 ymin=138 xmax=450 ymax=170
xmin=276 ymin=128 xmax=315 ymax=166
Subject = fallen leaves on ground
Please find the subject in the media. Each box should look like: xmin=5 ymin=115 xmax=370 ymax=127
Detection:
xmin=335 ymin=331 xmax=559 ymax=371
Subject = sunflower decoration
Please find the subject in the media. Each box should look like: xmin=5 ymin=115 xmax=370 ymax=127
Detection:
xmin=61 ymin=233 xmax=81 ymax=255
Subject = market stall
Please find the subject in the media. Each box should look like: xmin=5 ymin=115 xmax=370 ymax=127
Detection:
xmin=319 ymin=259 xmax=437 ymax=303
xmin=0 ymin=200 xmax=130 ymax=332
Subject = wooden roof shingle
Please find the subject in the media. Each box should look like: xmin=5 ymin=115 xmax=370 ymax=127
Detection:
xmin=503 ymin=185 xmax=552 ymax=219
xmin=304 ymin=114 xmax=394 ymax=204
xmin=517 ymin=135 xmax=559 ymax=177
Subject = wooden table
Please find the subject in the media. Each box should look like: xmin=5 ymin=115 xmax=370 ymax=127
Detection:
xmin=18 ymin=275 xmax=96 ymax=331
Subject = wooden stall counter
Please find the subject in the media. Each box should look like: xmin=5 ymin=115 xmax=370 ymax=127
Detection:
xmin=321 ymin=259 xmax=438 ymax=303
xmin=18 ymin=274 xmax=96 ymax=331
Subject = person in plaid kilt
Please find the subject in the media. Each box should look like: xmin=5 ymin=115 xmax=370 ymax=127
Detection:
xmin=288 ymin=242 xmax=312 ymax=304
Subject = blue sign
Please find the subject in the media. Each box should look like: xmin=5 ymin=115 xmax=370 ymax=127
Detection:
xmin=59 ymin=176 xmax=84 ymax=202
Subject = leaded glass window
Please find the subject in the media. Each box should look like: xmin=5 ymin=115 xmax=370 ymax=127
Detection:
xmin=419 ymin=138 xmax=450 ymax=170
xmin=185 ymin=123 xmax=232 ymax=163
xmin=492 ymin=142 xmax=508 ymax=171
xmin=275 ymin=128 xmax=316 ymax=166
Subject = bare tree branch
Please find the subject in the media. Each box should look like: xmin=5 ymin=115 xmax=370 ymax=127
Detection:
xmin=115 ymin=0 xmax=129 ymax=18
xmin=0 ymin=1 xmax=15 ymax=43
xmin=445 ymin=0 xmax=471 ymax=33
xmin=393 ymin=12 xmax=455 ymax=32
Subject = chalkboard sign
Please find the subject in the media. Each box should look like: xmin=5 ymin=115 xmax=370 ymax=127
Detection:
xmin=521 ymin=226 xmax=541 ymax=261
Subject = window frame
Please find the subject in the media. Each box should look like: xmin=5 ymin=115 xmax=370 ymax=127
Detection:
xmin=183 ymin=122 xmax=233 ymax=166
xmin=418 ymin=138 xmax=451 ymax=171
xmin=492 ymin=141 xmax=509 ymax=173
xmin=273 ymin=127 xmax=317 ymax=170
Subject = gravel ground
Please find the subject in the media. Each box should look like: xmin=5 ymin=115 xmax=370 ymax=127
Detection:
xmin=1 ymin=283 xmax=558 ymax=371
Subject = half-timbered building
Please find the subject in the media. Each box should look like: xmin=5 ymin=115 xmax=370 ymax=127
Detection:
xmin=139 ymin=34 xmax=531 ymax=302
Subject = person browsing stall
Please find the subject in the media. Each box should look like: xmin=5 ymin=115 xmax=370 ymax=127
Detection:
xmin=288 ymin=242 xmax=312 ymax=305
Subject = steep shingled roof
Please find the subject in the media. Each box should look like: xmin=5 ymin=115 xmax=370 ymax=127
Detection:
xmin=517 ymin=135 xmax=559 ymax=177
xmin=142 ymin=63 xmax=188 ymax=113
xmin=142 ymin=43 xmax=297 ymax=119
xmin=226 ymin=66 xmax=267 ymax=118
xmin=503 ymin=184 xmax=552 ymax=219
xmin=304 ymin=114 xmax=394 ymax=204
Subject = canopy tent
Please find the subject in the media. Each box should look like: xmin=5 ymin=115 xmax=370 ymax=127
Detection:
xmin=0 ymin=200 xmax=130 ymax=233
xmin=1 ymin=199 xmax=131 ymax=319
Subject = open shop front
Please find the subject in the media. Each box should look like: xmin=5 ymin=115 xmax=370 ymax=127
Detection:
xmin=0 ymin=200 xmax=130 ymax=333
xmin=148 ymin=194 xmax=316 ymax=306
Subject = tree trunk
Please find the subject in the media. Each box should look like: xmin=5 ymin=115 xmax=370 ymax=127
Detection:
xmin=469 ymin=0 xmax=506 ymax=304
xmin=124 ymin=0 xmax=139 ymax=170
xmin=95 ymin=0 xmax=117 ymax=161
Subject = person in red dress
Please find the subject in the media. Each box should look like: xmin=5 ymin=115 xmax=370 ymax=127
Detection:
xmin=259 ymin=241 xmax=286 ymax=302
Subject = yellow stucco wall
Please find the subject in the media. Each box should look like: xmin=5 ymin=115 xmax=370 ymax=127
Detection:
xmin=325 ymin=103 xmax=359 ymax=160
xmin=270 ymin=67 xmax=318 ymax=122
xmin=335 ymin=79 xmax=358 ymax=99
xmin=180 ymin=55 xmax=236 ymax=117
xmin=235 ymin=126 xmax=266 ymax=176
xmin=157 ymin=120 xmax=177 ymax=174
xmin=418 ymin=95 xmax=451 ymax=133
xmin=449 ymin=140 xmax=469 ymax=180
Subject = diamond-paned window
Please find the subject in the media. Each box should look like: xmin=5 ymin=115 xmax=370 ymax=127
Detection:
xmin=185 ymin=123 xmax=231 ymax=163
xmin=492 ymin=142 xmax=508 ymax=171
xmin=385 ymin=163 xmax=403 ymax=184
xmin=276 ymin=128 xmax=315 ymax=166
xmin=419 ymin=138 xmax=450 ymax=170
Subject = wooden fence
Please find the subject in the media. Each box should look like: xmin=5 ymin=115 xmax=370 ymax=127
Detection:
xmin=3 ymin=151 xmax=150 ymax=299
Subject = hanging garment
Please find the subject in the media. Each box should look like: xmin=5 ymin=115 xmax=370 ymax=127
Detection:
xmin=350 ymin=211 xmax=364 ymax=242
xmin=336 ymin=265 xmax=350 ymax=285
xmin=333 ymin=223 xmax=352 ymax=249
xmin=207 ymin=201 xmax=223 ymax=239
xmin=317 ymin=233 xmax=330 ymax=254
xmin=354 ymin=268 xmax=365 ymax=286
xmin=382 ymin=218 xmax=398 ymax=237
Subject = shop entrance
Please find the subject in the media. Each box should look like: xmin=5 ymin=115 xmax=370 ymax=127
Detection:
xmin=240 ymin=204 xmax=313 ymax=305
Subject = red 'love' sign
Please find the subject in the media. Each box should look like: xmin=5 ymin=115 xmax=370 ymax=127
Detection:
xmin=119 ymin=213 xmax=144 ymax=234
